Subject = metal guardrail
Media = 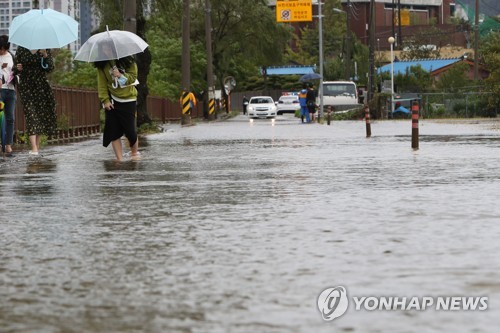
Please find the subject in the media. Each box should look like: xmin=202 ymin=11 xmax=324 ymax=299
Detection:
xmin=12 ymin=86 xmax=202 ymax=144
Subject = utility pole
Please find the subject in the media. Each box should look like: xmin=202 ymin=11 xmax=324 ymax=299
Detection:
xmin=367 ymin=0 xmax=376 ymax=105
xmin=205 ymin=0 xmax=215 ymax=120
xmin=181 ymin=0 xmax=191 ymax=125
xmin=345 ymin=0 xmax=352 ymax=81
xmin=391 ymin=0 xmax=395 ymax=44
xmin=474 ymin=0 xmax=479 ymax=80
xmin=397 ymin=0 xmax=402 ymax=47
xmin=318 ymin=0 xmax=324 ymax=123
xmin=123 ymin=0 xmax=136 ymax=33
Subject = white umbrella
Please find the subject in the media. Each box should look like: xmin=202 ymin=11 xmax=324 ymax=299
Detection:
xmin=74 ymin=27 xmax=148 ymax=62
xmin=9 ymin=8 xmax=79 ymax=49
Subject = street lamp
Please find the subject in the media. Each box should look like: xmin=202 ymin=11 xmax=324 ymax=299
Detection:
xmin=333 ymin=7 xmax=351 ymax=81
xmin=388 ymin=36 xmax=395 ymax=115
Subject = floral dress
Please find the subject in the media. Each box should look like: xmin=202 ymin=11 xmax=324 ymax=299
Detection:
xmin=15 ymin=47 xmax=57 ymax=137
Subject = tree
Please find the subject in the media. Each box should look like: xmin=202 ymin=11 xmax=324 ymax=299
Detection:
xmin=49 ymin=50 xmax=96 ymax=89
xmin=379 ymin=64 xmax=433 ymax=93
xmin=480 ymin=31 xmax=500 ymax=110
xmin=191 ymin=0 xmax=292 ymax=93
xmin=435 ymin=63 xmax=469 ymax=93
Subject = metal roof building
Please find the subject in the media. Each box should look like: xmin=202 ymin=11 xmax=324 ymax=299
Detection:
xmin=266 ymin=65 xmax=316 ymax=75
xmin=377 ymin=58 xmax=463 ymax=75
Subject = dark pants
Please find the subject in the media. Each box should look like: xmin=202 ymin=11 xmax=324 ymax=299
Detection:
xmin=1 ymin=88 xmax=16 ymax=146
xmin=103 ymin=100 xmax=137 ymax=148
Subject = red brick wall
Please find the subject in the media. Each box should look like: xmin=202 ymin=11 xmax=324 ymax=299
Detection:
xmin=343 ymin=1 xmax=467 ymax=48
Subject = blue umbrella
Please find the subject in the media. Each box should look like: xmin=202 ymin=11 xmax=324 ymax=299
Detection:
xmin=9 ymin=9 xmax=78 ymax=49
xmin=299 ymin=73 xmax=322 ymax=82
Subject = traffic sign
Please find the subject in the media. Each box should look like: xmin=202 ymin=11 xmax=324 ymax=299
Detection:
xmin=276 ymin=0 xmax=312 ymax=23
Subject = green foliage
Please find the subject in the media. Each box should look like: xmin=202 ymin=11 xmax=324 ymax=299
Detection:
xmin=200 ymin=0 xmax=292 ymax=90
xmin=480 ymin=31 xmax=500 ymax=109
xmin=57 ymin=112 xmax=70 ymax=131
xmin=331 ymin=109 xmax=359 ymax=120
xmin=285 ymin=0 xmax=355 ymax=82
xmin=49 ymin=0 xmax=370 ymax=98
xmin=47 ymin=41 xmax=98 ymax=89
xmin=145 ymin=31 xmax=207 ymax=99
xmin=47 ymin=49 xmax=74 ymax=83
xmin=145 ymin=0 xmax=292 ymax=97
xmin=57 ymin=62 xmax=97 ymax=89
xmin=92 ymin=0 xmax=123 ymax=31
xmin=435 ymin=62 xmax=469 ymax=92
xmin=426 ymin=104 xmax=446 ymax=118
xmin=379 ymin=64 xmax=433 ymax=93
xmin=351 ymin=40 xmax=369 ymax=85
xmin=138 ymin=121 xmax=162 ymax=135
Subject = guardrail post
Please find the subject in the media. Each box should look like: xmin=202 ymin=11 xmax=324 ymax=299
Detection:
xmin=411 ymin=100 xmax=419 ymax=149
xmin=365 ymin=105 xmax=371 ymax=137
xmin=208 ymin=98 xmax=215 ymax=120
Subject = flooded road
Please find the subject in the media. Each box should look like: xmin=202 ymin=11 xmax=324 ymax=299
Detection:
xmin=1 ymin=114 xmax=499 ymax=333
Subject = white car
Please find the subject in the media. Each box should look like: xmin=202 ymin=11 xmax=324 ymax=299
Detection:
xmin=276 ymin=95 xmax=300 ymax=115
xmin=247 ymin=96 xmax=277 ymax=118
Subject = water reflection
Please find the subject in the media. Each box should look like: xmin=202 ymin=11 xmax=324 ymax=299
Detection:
xmin=102 ymin=159 xmax=143 ymax=172
xmin=13 ymin=159 xmax=57 ymax=197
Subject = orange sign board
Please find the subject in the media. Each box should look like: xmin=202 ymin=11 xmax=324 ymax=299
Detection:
xmin=401 ymin=9 xmax=410 ymax=26
xmin=276 ymin=0 xmax=313 ymax=23
xmin=394 ymin=9 xmax=410 ymax=26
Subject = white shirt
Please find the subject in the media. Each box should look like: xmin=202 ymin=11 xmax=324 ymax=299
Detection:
xmin=0 ymin=52 xmax=15 ymax=90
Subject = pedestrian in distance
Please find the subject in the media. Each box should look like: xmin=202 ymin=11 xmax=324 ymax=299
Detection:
xmin=242 ymin=95 xmax=249 ymax=115
xmin=15 ymin=46 xmax=57 ymax=156
xmin=0 ymin=35 xmax=16 ymax=157
xmin=298 ymin=84 xmax=310 ymax=123
xmin=94 ymin=43 xmax=140 ymax=161
xmin=306 ymin=83 xmax=317 ymax=122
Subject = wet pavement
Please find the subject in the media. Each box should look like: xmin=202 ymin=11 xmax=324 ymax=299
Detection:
xmin=1 ymin=114 xmax=499 ymax=332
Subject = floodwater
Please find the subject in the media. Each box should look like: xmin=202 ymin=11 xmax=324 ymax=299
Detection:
xmin=1 ymin=114 xmax=499 ymax=333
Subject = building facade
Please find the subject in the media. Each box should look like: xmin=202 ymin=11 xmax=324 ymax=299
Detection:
xmin=340 ymin=0 xmax=467 ymax=49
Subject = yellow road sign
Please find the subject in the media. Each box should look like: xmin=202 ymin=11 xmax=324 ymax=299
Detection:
xmin=276 ymin=0 xmax=312 ymax=23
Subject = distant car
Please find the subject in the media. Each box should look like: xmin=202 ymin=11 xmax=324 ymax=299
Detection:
xmin=247 ymin=96 xmax=277 ymax=118
xmin=276 ymin=95 xmax=300 ymax=115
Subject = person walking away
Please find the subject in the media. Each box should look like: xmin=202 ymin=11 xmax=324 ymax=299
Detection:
xmin=0 ymin=35 xmax=16 ymax=157
xmin=298 ymin=84 xmax=310 ymax=123
xmin=306 ymin=83 xmax=317 ymax=122
xmin=242 ymin=95 xmax=249 ymax=115
xmin=95 ymin=44 xmax=140 ymax=161
xmin=15 ymin=46 xmax=57 ymax=156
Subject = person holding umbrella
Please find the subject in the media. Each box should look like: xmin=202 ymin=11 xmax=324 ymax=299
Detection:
xmin=8 ymin=8 xmax=79 ymax=156
xmin=15 ymin=46 xmax=57 ymax=156
xmin=94 ymin=43 xmax=140 ymax=161
xmin=74 ymin=27 xmax=148 ymax=161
